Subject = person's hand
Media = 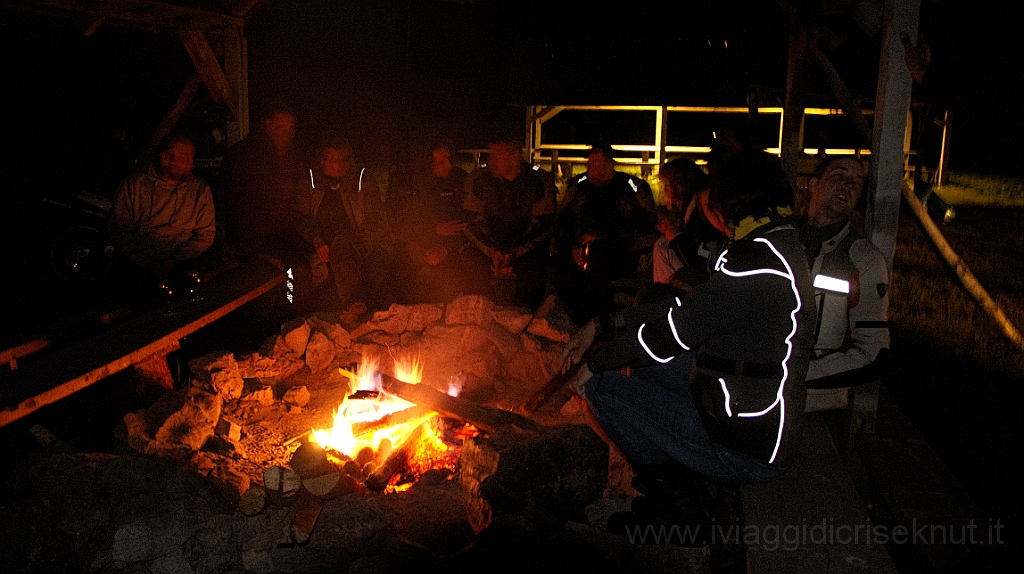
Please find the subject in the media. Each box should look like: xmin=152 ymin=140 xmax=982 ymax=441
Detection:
xmin=900 ymin=32 xmax=931 ymax=84
xmin=490 ymin=250 xmax=513 ymax=276
xmin=436 ymin=220 xmax=467 ymax=237
xmin=560 ymin=319 xmax=598 ymax=374
xmin=424 ymin=247 xmax=447 ymax=266
xmin=568 ymin=364 xmax=594 ymax=399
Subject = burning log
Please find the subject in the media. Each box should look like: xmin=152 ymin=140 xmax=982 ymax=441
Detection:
xmin=351 ymin=405 xmax=433 ymax=438
xmin=379 ymin=374 xmax=540 ymax=435
xmin=364 ymin=424 xmax=424 ymax=492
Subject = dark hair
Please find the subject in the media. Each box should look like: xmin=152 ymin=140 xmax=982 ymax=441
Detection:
xmin=587 ymin=141 xmax=615 ymax=160
xmin=810 ymin=155 xmax=866 ymax=180
xmin=660 ymin=158 xmax=709 ymax=206
xmin=710 ymin=150 xmax=792 ymax=224
xmin=155 ymin=134 xmax=193 ymax=155
xmin=256 ymin=100 xmax=295 ymax=121
xmin=319 ymin=136 xmax=352 ymax=155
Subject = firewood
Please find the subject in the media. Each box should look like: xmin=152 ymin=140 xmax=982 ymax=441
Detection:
xmin=288 ymin=441 xmax=331 ymax=478
xmin=302 ymin=472 xmax=341 ymax=498
xmin=379 ymin=374 xmax=541 ymax=435
xmin=263 ymin=465 xmax=301 ymax=498
xmin=239 ymin=487 xmax=267 ymax=516
xmin=287 ymin=490 xmax=323 ymax=545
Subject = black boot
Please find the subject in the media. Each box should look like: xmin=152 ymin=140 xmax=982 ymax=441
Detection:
xmin=608 ymin=461 xmax=710 ymax=546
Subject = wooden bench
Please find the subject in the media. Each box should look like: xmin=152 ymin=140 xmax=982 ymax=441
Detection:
xmin=0 ymin=260 xmax=285 ymax=428
xmin=740 ymin=413 xmax=898 ymax=573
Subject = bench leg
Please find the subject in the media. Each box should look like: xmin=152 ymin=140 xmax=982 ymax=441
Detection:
xmin=131 ymin=342 xmax=181 ymax=394
xmin=849 ymin=378 xmax=881 ymax=435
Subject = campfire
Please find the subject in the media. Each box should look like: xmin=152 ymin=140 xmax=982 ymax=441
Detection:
xmin=117 ymin=296 xmax=609 ymax=554
xmin=309 ymin=356 xmax=477 ymax=494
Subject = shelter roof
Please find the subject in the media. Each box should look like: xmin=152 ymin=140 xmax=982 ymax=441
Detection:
xmin=0 ymin=0 xmax=266 ymax=36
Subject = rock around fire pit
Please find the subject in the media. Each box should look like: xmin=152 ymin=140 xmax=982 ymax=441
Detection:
xmin=0 ymin=295 xmax=713 ymax=573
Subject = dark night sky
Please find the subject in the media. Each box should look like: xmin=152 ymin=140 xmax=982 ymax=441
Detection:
xmin=2 ymin=0 xmax=1023 ymax=193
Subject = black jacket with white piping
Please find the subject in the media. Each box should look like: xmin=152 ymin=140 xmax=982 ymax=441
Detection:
xmin=589 ymin=215 xmax=815 ymax=467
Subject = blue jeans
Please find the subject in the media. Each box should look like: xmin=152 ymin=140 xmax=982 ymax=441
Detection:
xmin=584 ymin=354 xmax=784 ymax=484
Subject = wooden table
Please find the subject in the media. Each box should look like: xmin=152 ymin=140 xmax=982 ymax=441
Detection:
xmin=0 ymin=261 xmax=285 ymax=427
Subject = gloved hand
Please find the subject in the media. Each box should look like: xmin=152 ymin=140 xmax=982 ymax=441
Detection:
xmin=568 ymin=364 xmax=594 ymax=399
xmin=560 ymin=318 xmax=598 ymax=374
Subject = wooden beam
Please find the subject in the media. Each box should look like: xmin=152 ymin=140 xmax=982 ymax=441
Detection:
xmin=379 ymin=374 xmax=541 ymax=435
xmin=0 ymin=0 xmax=243 ymax=36
xmin=80 ymin=15 xmax=105 ymax=36
xmin=141 ymin=72 xmax=203 ymax=163
xmin=865 ymin=0 xmax=921 ymax=270
xmin=228 ymin=0 xmax=266 ymax=18
xmin=177 ymin=29 xmax=238 ymax=118
xmin=810 ymin=44 xmax=872 ymax=148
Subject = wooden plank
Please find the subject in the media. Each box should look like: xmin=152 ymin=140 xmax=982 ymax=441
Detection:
xmin=221 ymin=31 xmax=248 ymax=142
xmin=0 ymin=262 xmax=284 ymax=427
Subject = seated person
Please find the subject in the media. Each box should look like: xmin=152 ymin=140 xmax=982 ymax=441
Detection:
xmin=796 ymin=156 xmax=890 ymax=399
xmin=109 ymin=134 xmax=214 ymax=294
xmin=551 ymin=141 xmax=658 ymax=324
xmin=462 ymin=140 xmax=554 ymax=310
xmin=650 ymin=157 xmax=720 ymax=298
xmin=562 ymin=151 xmax=814 ymax=527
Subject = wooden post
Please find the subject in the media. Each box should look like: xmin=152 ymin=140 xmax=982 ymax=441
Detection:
xmin=657 ymin=105 xmax=668 ymax=172
xmin=936 ymin=109 xmax=952 ymax=185
xmin=865 ymin=0 xmax=921 ymax=270
xmin=131 ymin=342 xmax=181 ymax=393
xmin=222 ymin=30 xmax=249 ymax=143
xmin=780 ymin=23 xmax=810 ymax=188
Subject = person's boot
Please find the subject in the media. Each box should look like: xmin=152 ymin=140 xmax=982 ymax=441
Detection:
xmin=608 ymin=461 xmax=710 ymax=546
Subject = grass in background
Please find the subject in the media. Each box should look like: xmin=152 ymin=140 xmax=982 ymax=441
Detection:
xmin=886 ymin=192 xmax=1023 ymax=527
xmin=938 ymin=172 xmax=1024 ymax=206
